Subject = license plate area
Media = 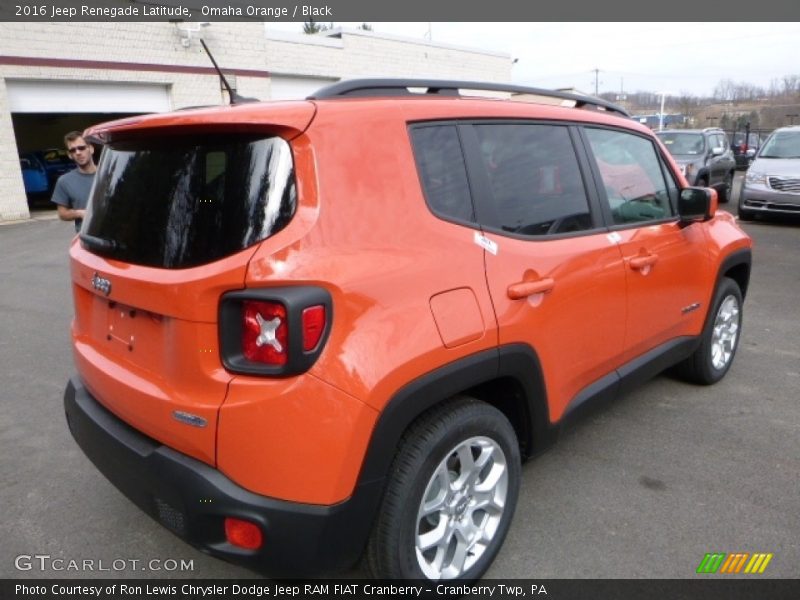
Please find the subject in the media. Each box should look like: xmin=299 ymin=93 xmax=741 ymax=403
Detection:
xmin=106 ymin=301 xmax=156 ymax=352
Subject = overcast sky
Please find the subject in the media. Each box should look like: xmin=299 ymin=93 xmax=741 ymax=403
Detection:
xmin=266 ymin=22 xmax=800 ymax=97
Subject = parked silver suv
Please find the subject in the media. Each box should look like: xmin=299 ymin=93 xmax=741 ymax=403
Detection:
xmin=656 ymin=128 xmax=736 ymax=202
xmin=739 ymin=125 xmax=800 ymax=220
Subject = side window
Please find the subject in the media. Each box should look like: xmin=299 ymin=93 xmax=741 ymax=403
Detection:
xmin=474 ymin=124 xmax=593 ymax=236
xmin=585 ymin=128 xmax=676 ymax=226
xmin=409 ymin=125 xmax=474 ymax=223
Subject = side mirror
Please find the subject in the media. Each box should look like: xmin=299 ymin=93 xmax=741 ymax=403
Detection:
xmin=679 ymin=187 xmax=717 ymax=223
xmin=710 ymin=146 xmax=724 ymax=156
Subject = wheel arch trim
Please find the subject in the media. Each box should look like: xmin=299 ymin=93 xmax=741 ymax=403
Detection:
xmin=355 ymin=344 xmax=550 ymax=488
xmin=716 ymin=247 xmax=752 ymax=300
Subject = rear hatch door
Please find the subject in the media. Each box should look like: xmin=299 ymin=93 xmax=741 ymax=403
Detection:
xmin=70 ymin=104 xmax=313 ymax=465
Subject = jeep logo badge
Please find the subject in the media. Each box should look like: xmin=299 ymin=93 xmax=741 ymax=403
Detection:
xmin=91 ymin=272 xmax=112 ymax=296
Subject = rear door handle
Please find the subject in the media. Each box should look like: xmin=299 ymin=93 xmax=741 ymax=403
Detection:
xmin=628 ymin=253 xmax=658 ymax=270
xmin=507 ymin=277 xmax=555 ymax=299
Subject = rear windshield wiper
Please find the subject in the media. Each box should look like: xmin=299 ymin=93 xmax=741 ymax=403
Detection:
xmin=80 ymin=233 xmax=123 ymax=252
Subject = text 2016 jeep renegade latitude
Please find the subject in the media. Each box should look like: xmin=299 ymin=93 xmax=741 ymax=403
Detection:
xmin=64 ymin=79 xmax=752 ymax=581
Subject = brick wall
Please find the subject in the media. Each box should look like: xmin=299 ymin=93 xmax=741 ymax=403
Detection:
xmin=0 ymin=23 xmax=511 ymax=222
xmin=264 ymin=29 xmax=510 ymax=82
xmin=0 ymin=77 xmax=30 ymax=221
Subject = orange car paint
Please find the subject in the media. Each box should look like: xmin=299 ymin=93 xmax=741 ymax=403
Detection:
xmin=71 ymin=93 xmax=752 ymax=507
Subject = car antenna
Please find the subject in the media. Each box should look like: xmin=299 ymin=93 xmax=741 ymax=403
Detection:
xmin=199 ymin=39 xmax=258 ymax=105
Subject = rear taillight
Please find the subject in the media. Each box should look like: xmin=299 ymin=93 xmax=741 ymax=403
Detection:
xmin=242 ymin=300 xmax=288 ymax=366
xmin=220 ymin=287 xmax=332 ymax=376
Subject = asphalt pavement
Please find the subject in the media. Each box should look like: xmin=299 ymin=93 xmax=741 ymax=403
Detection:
xmin=1 ymin=186 xmax=798 ymax=580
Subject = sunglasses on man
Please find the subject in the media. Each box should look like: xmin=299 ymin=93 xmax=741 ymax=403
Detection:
xmin=68 ymin=145 xmax=88 ymax=154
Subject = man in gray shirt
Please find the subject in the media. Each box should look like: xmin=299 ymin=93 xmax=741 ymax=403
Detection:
xmin=51 ymin=131 xmax=96 ymax=232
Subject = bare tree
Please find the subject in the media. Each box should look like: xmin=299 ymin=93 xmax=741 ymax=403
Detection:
xmin=768 ymin=78 xmax=782 ymax=99
xmin=675 ymin=92 xmax=700 ymax=127
xmin=783 ymin=74 xmax=800 ymax=98
xmin=713 ymin=79 xmax=735 ymax=102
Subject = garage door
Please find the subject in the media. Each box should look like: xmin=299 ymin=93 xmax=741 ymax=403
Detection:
xmin=270 ymin=76 xmax=337 ymax=100
xmin=7 ymin=80 xmax=170 ymax=113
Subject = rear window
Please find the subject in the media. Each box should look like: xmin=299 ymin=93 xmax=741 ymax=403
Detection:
xmin=82 ymin=134 xmax=296 ymax=269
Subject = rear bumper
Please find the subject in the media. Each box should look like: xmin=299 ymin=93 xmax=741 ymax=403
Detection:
xmin=63 ymin=376 xmax=382 ymax=576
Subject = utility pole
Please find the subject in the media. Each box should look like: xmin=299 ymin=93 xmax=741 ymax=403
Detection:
xmin=615 ymin=77 xmax=627 ymax=105
xmin=592 ymin=68 xmax=600 ymax=95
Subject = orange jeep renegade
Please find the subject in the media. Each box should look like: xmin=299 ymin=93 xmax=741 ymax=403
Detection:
xmin=64 ymin=79 xmax=752 ymax=581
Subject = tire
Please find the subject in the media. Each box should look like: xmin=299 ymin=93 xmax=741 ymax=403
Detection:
xmin=366 ymin=396 xmax=521 ymax=581
xmin=718 ymin=171 xmax=734 ymax=203
xmin=674 ymin=277 xmax=743 ymax=385
xmin=738 ymin=203 xmax=755 ymax=221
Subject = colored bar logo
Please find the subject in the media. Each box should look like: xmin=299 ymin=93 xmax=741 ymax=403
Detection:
xmin=697 ymin=552 xmax=773 ymax=574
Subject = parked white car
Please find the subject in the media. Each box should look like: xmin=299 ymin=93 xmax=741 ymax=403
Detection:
xmin=739 ymin=126 xmax=800 ymax=220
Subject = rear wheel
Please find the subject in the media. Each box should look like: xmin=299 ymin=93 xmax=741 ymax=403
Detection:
xmin=718 ymin=171 xmax=734 ymax=203
xmin=675 ymin=277 xmax=743 ymax=385
xmin=366 ymin=397 xmax=521 ymax=581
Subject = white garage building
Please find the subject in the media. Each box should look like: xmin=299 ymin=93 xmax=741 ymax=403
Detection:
xmin=0 ymin=22 xmax=511 ymax=222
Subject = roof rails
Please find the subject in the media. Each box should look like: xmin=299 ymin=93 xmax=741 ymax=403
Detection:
xmin=308 ymin=78 xmax=630 ymax=117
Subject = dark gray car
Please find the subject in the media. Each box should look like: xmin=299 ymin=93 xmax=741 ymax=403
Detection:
xmin=656 ymin=128 xmax=736 ymax=202
xmin=739 ymin=125 xmax=800 ymax=220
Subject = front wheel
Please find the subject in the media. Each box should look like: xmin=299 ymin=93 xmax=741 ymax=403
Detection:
xmin=674 ymin=277 xmax=743 ymax=385
xmin=366 ymin=397 xmax=521 ymax=581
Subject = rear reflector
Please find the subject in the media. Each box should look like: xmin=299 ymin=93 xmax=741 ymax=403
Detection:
xmin=224 ymin=517 xmax=263 ymax=550
xmin=302 ymin=305 xmax=326 ymax=351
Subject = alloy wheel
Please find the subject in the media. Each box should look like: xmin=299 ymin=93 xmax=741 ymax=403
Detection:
xmin=711 ymin=295 xmax=740 ymax=370
xmin=415 ymin=436 xmax=508 ymax=579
